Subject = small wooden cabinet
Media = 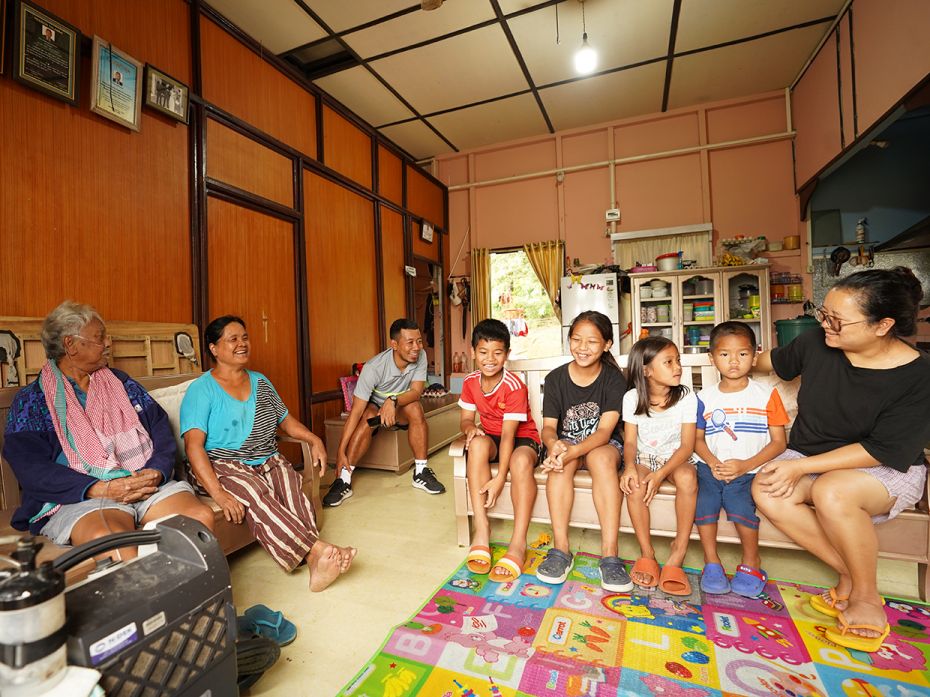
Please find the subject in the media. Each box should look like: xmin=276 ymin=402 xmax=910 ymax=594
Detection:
xmin=630 ymin=265 xmax=772 ymax=352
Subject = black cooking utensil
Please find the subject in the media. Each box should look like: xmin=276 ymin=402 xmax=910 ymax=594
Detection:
xmin=829 ymin=246 xmax=850 ymax=276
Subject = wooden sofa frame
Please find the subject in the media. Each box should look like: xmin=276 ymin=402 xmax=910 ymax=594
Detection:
xmin=450 ymin=354 xmax=930 ymax=600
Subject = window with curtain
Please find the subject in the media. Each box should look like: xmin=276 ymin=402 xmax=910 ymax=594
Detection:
xmin=489 ymin=250 xmax=562 ymax=359
xmin=611 ymin=225 xmax=713 ymax=270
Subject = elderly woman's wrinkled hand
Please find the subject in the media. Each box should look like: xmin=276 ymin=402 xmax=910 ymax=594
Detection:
xmin=88 ymin=470 xmax=161 ymax=504
xmin=757 ymin=458 xmax=805 ymax=498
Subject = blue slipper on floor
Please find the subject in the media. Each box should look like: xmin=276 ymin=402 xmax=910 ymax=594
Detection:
xmin=240 ymin=604 xmax=298 ymax=646
xmin=731 ymin=564 xmax=768 ymax=598
xmin=700 ymin=563 xmax=730 ymax=594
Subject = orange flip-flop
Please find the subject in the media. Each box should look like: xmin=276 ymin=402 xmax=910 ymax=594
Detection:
xmin=466 ymin=545 xmax=491 ymax=574
xmin=631 ymin=557 xmax=660 ymax=589
xmin=489 ymin=553 xmax=524 ymax=583
xmin=659 ymin=565 xmax=692 ymax=596
xmin=825 ymin=611 xmax=891 ymax=653
xmin=810 ymin=588 xmax=848 ymax=618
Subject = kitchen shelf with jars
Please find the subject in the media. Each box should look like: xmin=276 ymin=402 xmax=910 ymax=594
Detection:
xmin=630 ymin=265 xmax=773 ymax=353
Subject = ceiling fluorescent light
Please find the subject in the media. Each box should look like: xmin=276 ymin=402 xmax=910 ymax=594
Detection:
xmin=573 ymin=1 xmax=597 ymax=75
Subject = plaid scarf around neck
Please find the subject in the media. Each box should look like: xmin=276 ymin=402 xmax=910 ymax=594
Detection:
xmin=39 ymin=361 xmax=154 ymax=480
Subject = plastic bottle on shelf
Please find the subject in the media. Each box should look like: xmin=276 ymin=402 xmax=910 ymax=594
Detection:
xmin=452 ymin=352 xmax=461 ymax=373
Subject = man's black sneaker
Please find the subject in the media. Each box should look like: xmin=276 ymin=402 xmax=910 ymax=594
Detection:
xmin=323 ymin=479 xmax=353 ymax=507
xmin=412 ymin=467 xmax=446 ymax=494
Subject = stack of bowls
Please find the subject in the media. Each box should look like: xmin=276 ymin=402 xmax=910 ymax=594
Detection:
xmin=650 ymin=280 xmax=668 ymax=298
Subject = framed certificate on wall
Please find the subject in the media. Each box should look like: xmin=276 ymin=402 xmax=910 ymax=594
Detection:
xmin=12 ymin=0 xmax=81 ymax=104
xmin=90 ymin=35 xmax=143 ymax=131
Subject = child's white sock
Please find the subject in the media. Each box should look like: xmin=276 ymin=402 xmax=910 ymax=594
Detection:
xmin=414 ymin=460 xmax=428 ymax=475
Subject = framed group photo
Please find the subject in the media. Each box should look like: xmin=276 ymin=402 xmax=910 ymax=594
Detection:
xmin=11 ymin=0 xmax=81 ymax=104
xmin=90 ymin=35 xmax=142 ymax=131
xmin=143 ymin=64 xmax=189 ymax=124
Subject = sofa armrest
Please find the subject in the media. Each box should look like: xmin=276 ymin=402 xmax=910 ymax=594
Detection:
xmin=449 ymin=437 xmax=466 ymax=459
xmin=279 ymin=436 xmax=323 ymax=529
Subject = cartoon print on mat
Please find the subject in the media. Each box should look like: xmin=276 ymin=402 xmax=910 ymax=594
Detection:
xmin=621 ymin=623 xmax=719 ymax=688
xmin=618 ymin=668 xmax=720 ymax=697
xmin=338 ymin=653 xmax=431 ymax=697
xmin=532 ymin=610 xmax=625 ymax=665
xmin=886 ymin=600 xmax=930 ymax=644
xmin=519 ymin=650 xmax=621 ymax=697
xmin=704 ymin=607 xmax=809 ymax=664
xmin=598 ymin=592 xmax=706 ymax=634
xmin=703 ymin=582 xmax=792 ymax=619
xmin=481 ymin=577 xmax=553 ymax=610
xmin=717 ymin=653 xmax=825 ymax=697
xmin=551 ymin=581 xmax=618 ymax=620
xmin=807 ymin=662 xmax=930 ymax=697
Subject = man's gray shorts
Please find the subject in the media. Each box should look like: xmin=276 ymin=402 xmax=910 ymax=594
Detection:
xmin=39 ymin=479 xmax=195 ymax=546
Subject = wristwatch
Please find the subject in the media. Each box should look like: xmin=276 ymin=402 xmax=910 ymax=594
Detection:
xmin=389 ymin=395 xmax=398 ymax=405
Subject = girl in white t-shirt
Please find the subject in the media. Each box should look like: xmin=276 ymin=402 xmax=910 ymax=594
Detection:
xmin=621 ymin=337 xmax=698 ymax=595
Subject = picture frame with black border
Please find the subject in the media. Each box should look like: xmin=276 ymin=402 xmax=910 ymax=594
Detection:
xmin=421 ymin=221 xmax=434 ymax=242
xmin=89 ymin=35 xmax=142 ymax=132
xmin=143 ymin=64 xmax=189 ymax=124
xmin=11 ymin=0 xmax=81 ymax=104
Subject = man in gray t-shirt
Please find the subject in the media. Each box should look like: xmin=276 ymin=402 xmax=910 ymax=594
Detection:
xmin=325 ymin=319 xmax=446 ymax=506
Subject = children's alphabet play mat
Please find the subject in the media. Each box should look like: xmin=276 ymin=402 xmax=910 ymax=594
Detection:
xmin=339 ymin=545 xmax=930 ymax=696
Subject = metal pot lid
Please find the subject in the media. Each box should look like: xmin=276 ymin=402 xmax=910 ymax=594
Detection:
xmin=0 ymin=563 xmax=64 ymax=610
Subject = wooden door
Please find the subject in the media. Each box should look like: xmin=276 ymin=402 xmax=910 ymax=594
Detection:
xmin=206 ymin=198 xmax=301 ymax=415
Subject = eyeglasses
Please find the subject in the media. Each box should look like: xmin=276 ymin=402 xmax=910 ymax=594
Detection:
xmin=813 ymin=306 xmax=867 ymax=333
xmin=71 ymin=334 xmax=109 ymax=348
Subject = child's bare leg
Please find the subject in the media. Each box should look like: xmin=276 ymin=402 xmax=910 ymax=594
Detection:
xmin=735 ymin=524 xmax=761 ymax=569
xmin=698 ymin=522 xmax=721 ymax=565
xmin=507 ymin=446 xmax=538 ymax=561
xmin=586 ymin=445 xmax=622 ymax=558
xmin=545 ymin=458 xmax=581 ymax=554
xmin=667 ymin=465 xmax=697 ymax=567
xmin=466 ymin=436 xmax=496 ymax=558
xmin=626 ymin=464 xmax=655 ymax=584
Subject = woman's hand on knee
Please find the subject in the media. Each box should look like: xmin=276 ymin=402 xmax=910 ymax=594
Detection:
xmin=756 ymin=459 xmax=804 ymax=499
xmin=214 ymin=490 xmax=245 ymax=524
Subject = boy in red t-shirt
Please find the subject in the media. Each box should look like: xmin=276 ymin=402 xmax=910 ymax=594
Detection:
xmin=459 ymin=319 xmax=541 ymax=583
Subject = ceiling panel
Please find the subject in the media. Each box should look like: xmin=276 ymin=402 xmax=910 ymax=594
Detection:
xmin=508 ymin=0 xmax=673 ymax=86
xmin=314 ymin=67 xmax=416 ymax=126
xmin=307 ymin=0 xmax=415 ymax=33
xmin=370 ymin=25 xmax=528 ymax=114
xmin=344 ymin=2 xmax=496 ymax=59
xmin=427 ymin=93 xmax=550 ymax=151
xmin=206 ymin=0 xmax=327 ymax=53
xmin=668 ymin=23 xmax=827 ymax=110
xmin=379 ymin=121 xmax=454 ymax=160
xmin=676 ymin=0 xmax=845 ymax=53
xmin=540 ymin=62 xmax=666 ymax=131
xmin=498 ymin=0 xmax=557 ymax=13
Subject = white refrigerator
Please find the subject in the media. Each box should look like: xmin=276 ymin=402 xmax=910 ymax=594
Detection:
xmin=559 ymin=272 xmax=622 ymax=356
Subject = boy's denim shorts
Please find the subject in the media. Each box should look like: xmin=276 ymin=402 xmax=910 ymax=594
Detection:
xmin=695 ymin=460 xmax=759 ymax=529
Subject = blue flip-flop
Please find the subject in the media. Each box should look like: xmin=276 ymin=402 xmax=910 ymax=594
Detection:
xmin=240 ymin=604 xmax=298 ymax=646
xmin=731 ymin=564 xmax=768 ymax=598
xmin=700 ymin=563 xmax=730 ymax=595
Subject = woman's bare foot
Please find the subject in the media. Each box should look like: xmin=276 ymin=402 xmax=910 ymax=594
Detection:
xmin=840 ymin=596 xmax=888 ymax=638
xmin=338 ymin=546 xmax=357 ymax=572
xmin=308 ymin=544 xmax=342 ymax=592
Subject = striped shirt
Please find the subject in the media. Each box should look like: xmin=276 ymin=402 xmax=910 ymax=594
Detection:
xmin=180 ymin=371 xmax=288 ymax=466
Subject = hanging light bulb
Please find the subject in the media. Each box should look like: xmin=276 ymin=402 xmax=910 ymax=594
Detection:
xmin=574 ymin=33 xmax=597 ymax=74
xmin=573 ymin=1 xmax=597 ymax=75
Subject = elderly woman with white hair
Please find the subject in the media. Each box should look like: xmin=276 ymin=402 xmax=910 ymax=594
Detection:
xmin=3 ymin=301 xmax=214 ymax=556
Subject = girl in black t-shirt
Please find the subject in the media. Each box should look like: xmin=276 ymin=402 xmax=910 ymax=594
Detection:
xmin=752 ymin=267 xmax=930 ymax=653
xmin=534 ymin=311 xmax=631 ymax=592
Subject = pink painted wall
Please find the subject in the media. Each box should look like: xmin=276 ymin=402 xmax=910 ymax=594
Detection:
xmin=437 ymin=91 xmax=805 ymax=358
xmin=791 ymin=0 xmax=930 ymax=189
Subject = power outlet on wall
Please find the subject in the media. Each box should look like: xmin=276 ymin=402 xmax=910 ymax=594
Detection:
xmin=606 ymin=208 xmax=621 ymax=222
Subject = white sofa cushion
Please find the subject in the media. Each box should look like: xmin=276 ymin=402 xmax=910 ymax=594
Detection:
xmin=148 ymin=379 xmax=196 ymax=458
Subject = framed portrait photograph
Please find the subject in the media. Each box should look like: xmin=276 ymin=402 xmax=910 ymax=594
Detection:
xmin=421 ymin=221 xmax=434 ymax=242
xmin=90 ymin=35 xmax=142 ymax=131
xmin=11 ymin=0 xmax=82 ymax=104
xmin=143 ymin=64 xmax=189 ymax=124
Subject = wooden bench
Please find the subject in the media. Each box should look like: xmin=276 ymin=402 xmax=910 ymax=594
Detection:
xmin=0 ymin=318 xmax=320 ymax=569
xmin=450 ymin=354 xmax=930 ymax=600
xmin=323 ymin=393 xmax=462 ymax=477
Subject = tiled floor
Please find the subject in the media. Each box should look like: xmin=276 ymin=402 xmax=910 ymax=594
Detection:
xmin=229 ymin=450 xmax=922 ymax=696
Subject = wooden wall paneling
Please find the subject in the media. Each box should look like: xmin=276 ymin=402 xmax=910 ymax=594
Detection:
xmin=310 ymin=398 xmax=344 ymax=440
xmin=405 ymin=164 xmax=445 ymax=226
xmin=378 ymin=144 xmax=403 ymax=205
xmin=304 ymin=172 xmax=379 ymax=394
xmin=381 ymin=207 xmax=408 ymax=340
xmin=411 ymin=220 xmax=440 ymax=262
xmin=791 ymin=33 xmax=842 ymax=189
xmin=200 ymin=15 xmax=317 ymax=157
xmin=206 ymin=117 xmax=295 ymax=208
xmin=206 ymin=198 xmax=301 ymax=415
xmin=322 ymin=105 xmax=373 ymax=189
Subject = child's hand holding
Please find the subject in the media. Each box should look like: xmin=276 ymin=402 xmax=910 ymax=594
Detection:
xmin=464 ymin=425 xmax=486 ymax=447
xmin=716 ymin=458 xmax=750 ymax=482
xmin=480 ymin=475 xmax=506 ymax=508
xmin=641 ymin=471 xmax=663 ymax=505
xmin=620 ymin=468 xmax=640 ymax=495
xmin=542 ymin=440 xmax=570 ymax=472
